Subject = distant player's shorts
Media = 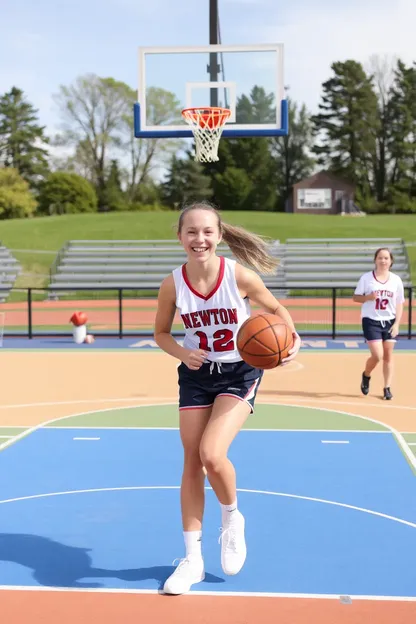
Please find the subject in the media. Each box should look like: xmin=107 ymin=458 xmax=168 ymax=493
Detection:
xmin=178 ymin=359 xmax=263 ymax=413
xmin=362 ymin=317 xmax=396 ymax=342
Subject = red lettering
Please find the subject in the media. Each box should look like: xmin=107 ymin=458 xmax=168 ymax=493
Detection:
xmin=190 ymin=312 xmax=201 ymax=328
xmin=181 ymin=314 xmax=192 ymax=329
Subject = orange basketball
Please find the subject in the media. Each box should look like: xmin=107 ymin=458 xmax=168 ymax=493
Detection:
xmin=237 ymin=313 xmax=294 ymax=369
xmin=70 ymin=311 xmax=88 ymax=327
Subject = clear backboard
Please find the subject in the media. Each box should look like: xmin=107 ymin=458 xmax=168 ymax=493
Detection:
xmin=134 ymin=44 xmax=288 ymax=138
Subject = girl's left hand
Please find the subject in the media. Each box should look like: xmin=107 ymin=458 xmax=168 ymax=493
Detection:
xmin=389 ymin=323 xmax=399 ymax=338
xmin=281 ymin=332 xmax=301 ymax=365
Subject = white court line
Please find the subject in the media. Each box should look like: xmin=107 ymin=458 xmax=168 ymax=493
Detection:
xmin=0 ymin=584 xmax=415 ymax=601
xmin=321 ymin=440 xmax=350 ymax=444
xmin=1 ymin=485 xmax=416 ymax=530
xmin=73 ymin=437 xmax=100 ymax=441
xmin=1 ymin=401 xmax=414 ymax=476
xmin=0 ymin=435 xmax=12 ymax=439
xmin=34 ymin=426 xmax=393 ymax=433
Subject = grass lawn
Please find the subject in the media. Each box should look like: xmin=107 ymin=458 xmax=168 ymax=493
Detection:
xmin=1 ymin=211 xmax=415 ymax=287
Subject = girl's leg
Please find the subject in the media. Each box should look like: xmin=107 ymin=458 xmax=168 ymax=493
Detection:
xmin=163 ymin=406 xmax=211 ymax=595
xmin=179 ymin=407 xmax=212 ymax=532
xmin=199 ymin=396 xmax=250 ymax=506
xmin=364 ymin=340 xmax=384 ymax=376
xmin=199 ymin=396 xmax=251 ymax=576
xmin=382 ymin=340 xmax=396 ymax=395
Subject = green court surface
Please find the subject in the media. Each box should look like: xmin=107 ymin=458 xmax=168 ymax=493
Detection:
xmin=0 ymin=404 xmax=387 ymax=432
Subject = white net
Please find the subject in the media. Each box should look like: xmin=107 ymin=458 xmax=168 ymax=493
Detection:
xmin=182 ymin=107 xmax=231 ymax=163
xmin=0 ymin=312 xmax=5 ymax=348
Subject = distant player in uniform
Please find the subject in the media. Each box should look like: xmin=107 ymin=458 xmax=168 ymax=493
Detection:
xmin=154 ymin=201 xmax=301 ymax=595
xmin=353 ymin=247 xmax=405 ymax=400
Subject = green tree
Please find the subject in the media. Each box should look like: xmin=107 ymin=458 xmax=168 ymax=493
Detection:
xmin=236 ymin=86 xmax=276 ymax=124
xmin=0 ymin=87 xmax=49 ymax=186
xmin=203 ymin=87 xmax=277 ymax=211
xmin=312 ymin=60 xmax=379 ymax=193
xmin=101 ymin=159 xmax=127 ymax=211
xmin=387 ymin=60 xmax=416 ymax=201
xmin=272 ymin=99 xmax=315 ymax=210
xmin=161 ymin=152 xmax=213 ymax=208
xmin=37 ymin=172 xmax=98 ymax=215
xmin=55 ymin=75 xmax=132 ymax=210
xmin=121 ymin=86 xmax=183 ymax=202
xmin=0 ymin=167 xmax=37 ymax=218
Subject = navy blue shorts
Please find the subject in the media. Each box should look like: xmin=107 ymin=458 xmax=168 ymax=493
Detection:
xmin=178 ymin=359 xmax=263 ymax=413
xmin=362 ymin=317 xmax=396 ymax=342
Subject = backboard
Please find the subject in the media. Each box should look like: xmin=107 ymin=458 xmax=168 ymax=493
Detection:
xmin=134 ymin=44 xmax=288 ymax=138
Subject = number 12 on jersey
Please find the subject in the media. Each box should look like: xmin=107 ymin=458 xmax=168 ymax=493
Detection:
xmin=375 ymin=298 xmax=388 ymax=310
xmin=195 ymin=330 xmax=235 ymax=352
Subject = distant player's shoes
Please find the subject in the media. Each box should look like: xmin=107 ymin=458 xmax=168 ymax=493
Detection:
xmin=163 ymin=555 xmax=205 ymax=595
xmin=361 ymin=372 xmax=370 ymax=395
xmin=219 ymin=510 xmax=247 ymax=575
xmin=383 ymin=387 xmax=393 ymax=400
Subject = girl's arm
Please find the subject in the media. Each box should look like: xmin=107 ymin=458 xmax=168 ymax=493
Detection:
xmin=236 ymin=264 xmax=301 ymax=362
xmin=154 ymin=275 xmax=207 ymax=369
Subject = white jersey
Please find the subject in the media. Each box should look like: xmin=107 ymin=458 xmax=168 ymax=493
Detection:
xmin=172 ymin=256 xmax=251 ymax=362
xmin=354 ymin=271 xmax=405 ymax=320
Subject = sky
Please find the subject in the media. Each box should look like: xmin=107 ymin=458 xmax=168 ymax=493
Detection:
xmin=0 ymin=0 xmax=414 ymax=139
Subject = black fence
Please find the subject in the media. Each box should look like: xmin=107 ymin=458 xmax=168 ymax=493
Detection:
xmin=0 ymin=286 xmax=414 ymax=340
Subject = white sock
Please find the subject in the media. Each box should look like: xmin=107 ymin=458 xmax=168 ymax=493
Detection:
xmin=183 ymin=531 xmax=202 ymax=559
xmin=220 ymin=499 xmax=238 ymax=524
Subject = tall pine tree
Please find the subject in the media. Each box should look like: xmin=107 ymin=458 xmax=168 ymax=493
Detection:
xmin=387 ymin=60 xmax=416 ymax=203
xmin=312 ymin=61 xmax=379 ymax=194
xmin=161 ymin=152 xmax=213 ymax=209
xmin=0 ymin=87 xmax=49 ymax=186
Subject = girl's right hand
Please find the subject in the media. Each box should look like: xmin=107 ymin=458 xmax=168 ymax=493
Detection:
xmin=183 ymin=349 xmax=209 ymax=370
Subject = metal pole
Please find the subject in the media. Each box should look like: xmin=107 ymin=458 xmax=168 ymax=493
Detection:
xmin=208 ymin=0 xmax=219 ymax=106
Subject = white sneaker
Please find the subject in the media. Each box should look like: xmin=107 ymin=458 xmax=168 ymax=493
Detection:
xmin=163 ymin=555 xmax=205 ymax=595
xmin=219 ymin=510 xmax=247 ymax=575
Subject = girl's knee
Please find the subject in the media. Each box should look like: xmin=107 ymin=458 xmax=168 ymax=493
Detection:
xmin=183 ymin=450 xmax=204 ymax=473
xmin=199 ymin=446 xmax=225 ymax=474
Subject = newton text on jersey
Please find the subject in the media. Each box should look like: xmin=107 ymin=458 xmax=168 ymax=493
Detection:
xmin=181 ymin=308 xmax=238 ymax=329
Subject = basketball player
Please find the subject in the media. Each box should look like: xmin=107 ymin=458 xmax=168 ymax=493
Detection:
xmin=353 ymin=247 xmax=405 ymax=400
xmin=154 ymin=201 xmax=301 ymax=595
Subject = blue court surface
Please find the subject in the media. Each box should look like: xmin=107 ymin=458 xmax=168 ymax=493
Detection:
xmin=1 ymin=426 xmax=416 ymax=597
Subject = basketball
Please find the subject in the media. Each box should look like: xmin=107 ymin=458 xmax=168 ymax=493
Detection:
xmin=237 ymin=313 xmax=294 ymax=369
xmin=70 ymin=311 xmax=88 ymax=327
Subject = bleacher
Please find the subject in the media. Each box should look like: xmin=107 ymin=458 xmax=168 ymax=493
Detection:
xmin=48 ymin=240 xmax=286 ymax=296
xmin=0 ymin=243 xmax=20 ymax=302
xmin=48 ymin=237 xmax=412 ymax=297
xmin=282 ymin=238 xmax=412 ymax=289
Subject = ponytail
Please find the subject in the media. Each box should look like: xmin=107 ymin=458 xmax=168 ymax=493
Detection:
xmin=177 ymin=200 xmax=279 ymax=275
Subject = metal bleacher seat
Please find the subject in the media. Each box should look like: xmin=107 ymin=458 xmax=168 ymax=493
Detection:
xmin=48 ymin=240 xmax=286 ymax=297
xmin=282 ymin=238 xmax=412 ymax=289
xmin=48 ymin=237 xmax=412 ymax=297
xmin=0 ymin=243 xmax=20 ymax=302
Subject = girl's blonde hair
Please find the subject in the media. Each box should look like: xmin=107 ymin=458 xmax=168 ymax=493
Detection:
xmin=177 ymin=201 xmax=279 ymax=275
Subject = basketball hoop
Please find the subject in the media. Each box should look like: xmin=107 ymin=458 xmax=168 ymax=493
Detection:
xmin=181 ymin=107 xmax=231 ymax=163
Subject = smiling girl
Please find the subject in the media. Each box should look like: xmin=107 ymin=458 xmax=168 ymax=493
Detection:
xmin=154 ymin=201 xmax=301 ymax=594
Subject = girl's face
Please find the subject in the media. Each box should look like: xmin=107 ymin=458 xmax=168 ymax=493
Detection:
xmin=375 ymin=249 xmax=392 ymax=271
xmin=178 ymin=209 xmax=222 ymax=262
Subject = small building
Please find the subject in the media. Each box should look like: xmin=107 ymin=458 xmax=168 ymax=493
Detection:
xmin=285 ymin=170 xmax=359 ymax=215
